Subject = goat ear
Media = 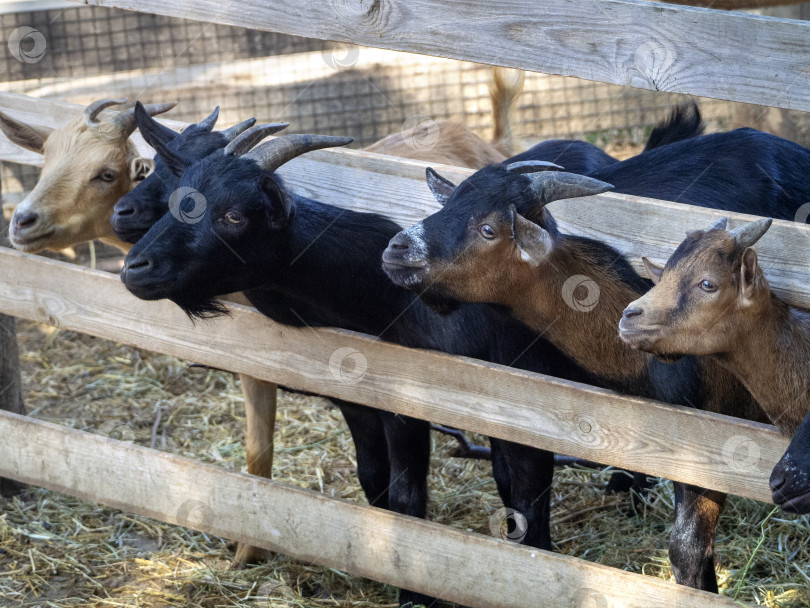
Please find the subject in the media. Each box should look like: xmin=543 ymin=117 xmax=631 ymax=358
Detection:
xmin=425 ymin=168 xmax=456 ymax=205
xmin=129 ymin=157 xmax=155 ymax=182
xmin=132 ymin=101 xmax=178 ymax=145
xmin=0 ymin=111 xmax=53 ymax=154
xmin=740 ymin=247 xmax=766 ymax=306
xmin=512 ymin=211 xmax=552 ymax=266
xmin=641 ymin=257 xmax=664 ymax=285
xmin=260 ymin=175 xmax=293 ymax=229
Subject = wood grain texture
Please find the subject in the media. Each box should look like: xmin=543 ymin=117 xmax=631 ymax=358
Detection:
xmin=67 ymin=0 xmax=810 ymax=110
xmin=662 ymin=0 xmax=806 ymax=8
xmin=0 ymin=410 xmax=742 ymax=608
xmin=2 ymin=93 xmax=809 ymax=310
xmin=0 ymin=247 xmax=787 ymax=503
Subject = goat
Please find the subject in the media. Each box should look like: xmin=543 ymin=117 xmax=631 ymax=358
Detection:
xmin=0 ymin=99 xmax=175 ymax=253
xmin=381 ymin=161 xmax=797 ymax=592
xmin=118 ymin=127 xmax=604 ymax=608
xmin=618 ymin=217 xmax=810 ymax=514
xmin=0 ymin=102 xmax=279 ymax=566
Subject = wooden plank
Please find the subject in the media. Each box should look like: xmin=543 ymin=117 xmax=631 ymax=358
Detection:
xmin=2 ymin=93 xmax=810 ymax=311
xmin=0 ymin=410 xmax=742 ymax=608
xmin=69 ymin=0 xmax=810 ymax=111
xmin=661 ymin=0 xmax=807 ymax=8
xmin=0 ymin=247 xmax=787 ymax=502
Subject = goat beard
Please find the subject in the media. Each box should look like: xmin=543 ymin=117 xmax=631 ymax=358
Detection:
xmin=171 ymin=294 xmax=230 ymax=323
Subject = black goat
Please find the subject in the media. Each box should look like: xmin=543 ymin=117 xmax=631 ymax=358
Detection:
xmin=111 ymin=107 xmax=258 ymax=243
xmin=381 ymin=134 xmax=810 ymax=591
xmin=109 ymin=102 xmax=704 ymax=245
xmin=120 ymin=122 xmax=603 ymax=607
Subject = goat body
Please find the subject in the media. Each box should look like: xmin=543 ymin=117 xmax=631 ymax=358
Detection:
xmin=619 ymin=220 xmax=810 ymax=513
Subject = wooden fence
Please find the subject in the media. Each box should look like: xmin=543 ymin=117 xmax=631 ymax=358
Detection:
xmin=1 ymin=0 xmax=809 ymax=606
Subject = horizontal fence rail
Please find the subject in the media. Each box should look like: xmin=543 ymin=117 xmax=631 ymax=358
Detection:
xmin=0 ymin=410 xmax=741 ymax=608
xmin=69 ymin=0 xmax=810 ymax=111
xmin=2 ymin=94 xmax=809 ymax=310
xmin=0 ymin=247 xmax=788 ymax=503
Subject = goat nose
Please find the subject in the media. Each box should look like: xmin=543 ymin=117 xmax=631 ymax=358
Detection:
xmin=388 ymin=233 xmax=411 ymax=251
xmin=770 ymin=467 xmax=788 ymax=493
xmin=623 ymin=307 xmax=643 ymax=319
xmin=125 ymin=257 xmax=151 ymax=272
xmin=114 ymin=205 xmax=134 ymax=217
xmin=13 ymin=211 xmax=38 ymax=230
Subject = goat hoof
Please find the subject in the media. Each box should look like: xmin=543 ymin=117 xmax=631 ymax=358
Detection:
xmin=232 ymin=542 xmax=273 ymax=568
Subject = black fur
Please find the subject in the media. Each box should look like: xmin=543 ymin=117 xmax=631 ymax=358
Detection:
xmin=121 ymin=146 xmax=594 ymax=608
xmin=111 ymin=110 xmax=240 ymax=243
xmin=643 ymin=101 xmax=705 ymax=152
xmin=382 ymin=128 xmax=809 ymax=592
xmin=771 ymin=408 xmax=810 ymax=513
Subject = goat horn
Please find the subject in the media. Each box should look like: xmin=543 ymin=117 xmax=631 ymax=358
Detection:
xmin=223 ymin=122 xmax=290 ymax=157
xmin=84 ymin=98 xmax=127 ymax=127
xmin=730 ymin=217 xmax=772 ymax=249
xmin=197 ymin=106 xmax=220 ymax=132
xmin=524 ymin=172 xmax=614 ymax=205
xmin=243 ymin=134 xmax=354 ymax=173
xmin=506 ymin=160 xmax=565 ymax=174
xmin=112 ymin=101 xmax=177 ymax=137
xmin=705 ymin=217 xmax=728 ymax=232
xmin=220 ymin=117 xmax=257 ymax=141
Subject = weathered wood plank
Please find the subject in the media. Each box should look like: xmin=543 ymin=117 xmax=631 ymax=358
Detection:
xmin=69 ymin=0 xmax=810 ymax=111
xmin=661 ymin=0 xmax=806 ymax=8
xmin=0 ymin=247 xmax=787 ymax=503
xmin=0 ymin=410 xmax=742 ymax=608
xmin=2 ymin=93 xmax=810 ymax=311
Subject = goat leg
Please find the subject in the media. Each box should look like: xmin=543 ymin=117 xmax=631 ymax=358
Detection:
xmin=232 ymin=375 xmax=277 ymax=567
xmin=669 ymin=483 xmax=725 ymax=592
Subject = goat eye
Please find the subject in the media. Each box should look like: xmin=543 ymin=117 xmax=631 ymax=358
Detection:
xmin=224 ymin=211 xmax=244 ymax=225
xmin=98 ymin=170 xmax=116 ymax=182
xmin=479 ymin=224 xmax=497 ymax=239
xmin=699 ymin=279 xmax=718 ymax=292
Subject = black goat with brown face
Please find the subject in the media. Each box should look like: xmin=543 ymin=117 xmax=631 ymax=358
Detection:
xmin=381 ymin=157 xmax=809 ymax=593
xmin=120 ymin=124 xmax=598 ymax=608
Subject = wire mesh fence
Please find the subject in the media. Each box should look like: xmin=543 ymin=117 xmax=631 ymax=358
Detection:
xmin=1 ymin=2 xmax=806 ymax=200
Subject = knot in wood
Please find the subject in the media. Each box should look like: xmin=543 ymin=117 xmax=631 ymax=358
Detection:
xmin=329 ymin=0 xmax=385 ymax=31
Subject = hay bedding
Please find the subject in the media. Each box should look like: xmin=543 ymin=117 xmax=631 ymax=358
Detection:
xmin=1 ymin=320 xmax=808 ymax=607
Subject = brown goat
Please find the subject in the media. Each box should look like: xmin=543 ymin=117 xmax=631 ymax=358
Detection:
xmin=619 ymin=217 xmax=810 ymax=512
xmin=382 ymin=167 xmax=769 ymax=592
xmin=0 ymin=99 xmax=175 ymax=253
xmin=362 ymin=67 xmax=523 ymax=167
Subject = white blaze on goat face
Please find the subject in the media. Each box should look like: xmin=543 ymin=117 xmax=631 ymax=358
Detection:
xmin=401 ymin=221 xmax=428 ymax=263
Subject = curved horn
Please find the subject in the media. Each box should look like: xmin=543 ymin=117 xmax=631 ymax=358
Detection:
xmin=84 ymin=98 xmax=127 ymax=128
xmin=730 ymin=217 xmax=772 ymax=249
xmin=523 ymin=171 xmax=614 ymax=205
xmin=113 ymin=101 xmax=177 ymax=138
xmin=223 ymin=122 xmax=291 ymax=157
xmin=506 ymin=160 xmax=565 ymax=174
xmin=196 ymin=106 xmax=220 ymax=132
xmin=704 ymin=217 xmax=728 ymax=232
xmin=243 ymin=134 xmax=354 ymax=173
xmin=219 ymin=117 xmax=257 ymax=142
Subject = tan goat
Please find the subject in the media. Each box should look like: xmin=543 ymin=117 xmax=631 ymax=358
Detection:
xmin=0 ymin=99 xmax=174 ymax=253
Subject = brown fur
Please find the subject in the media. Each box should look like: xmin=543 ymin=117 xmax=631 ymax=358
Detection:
xmin=362 ymin=67 xmax=524 ymax=168
xmin=623 ymin=227 xmax=809 ymax=435
xmin=0 ymin=107 xmax=166 ymax=254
